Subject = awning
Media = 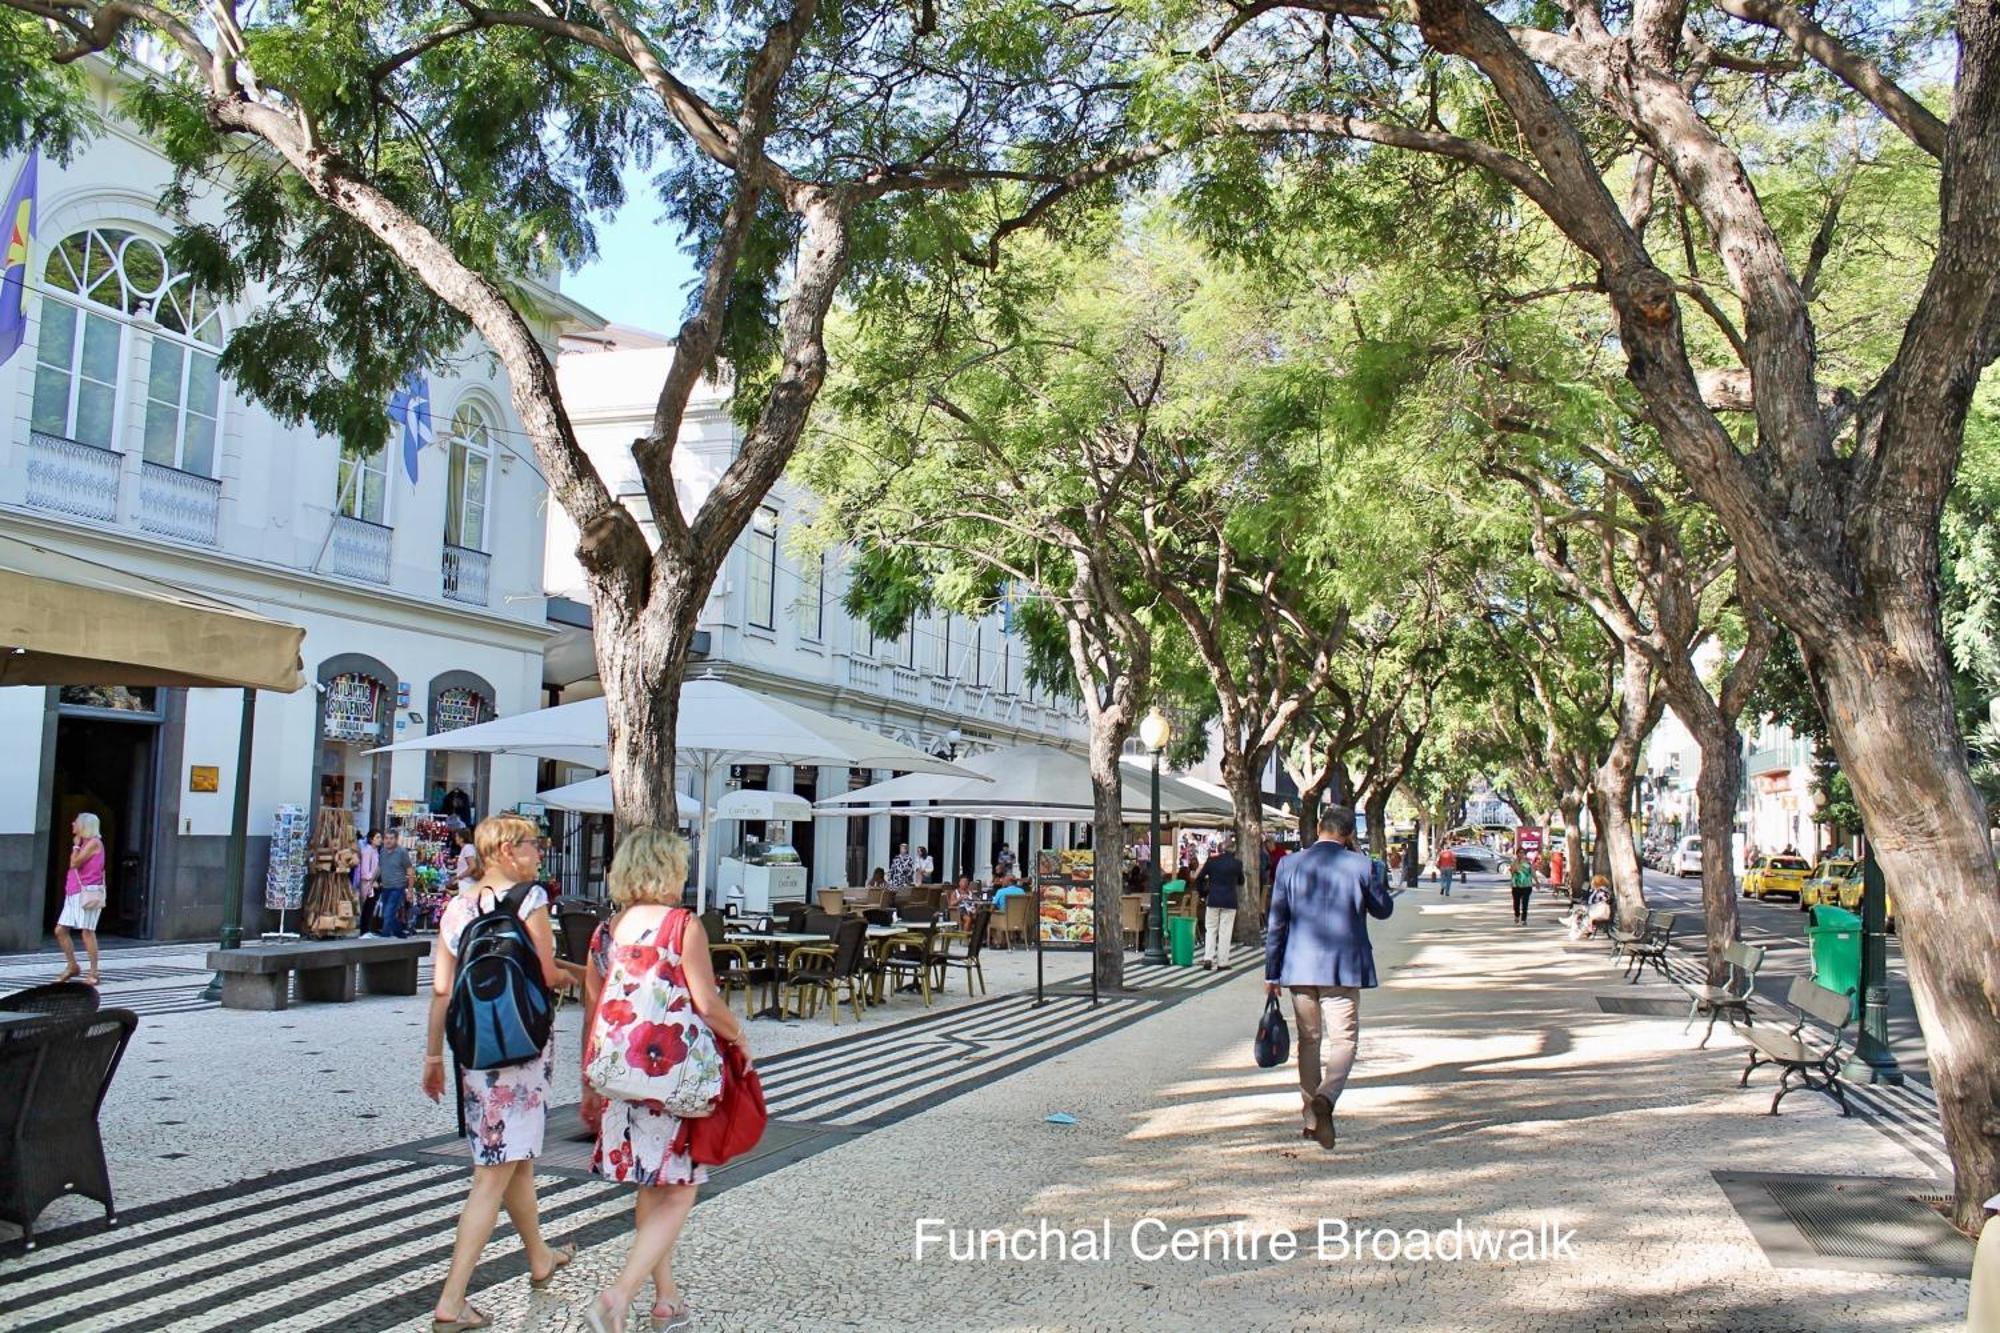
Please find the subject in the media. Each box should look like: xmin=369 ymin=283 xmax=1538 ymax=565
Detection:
xmin=0 ymin=532 xmax=305 ymax=692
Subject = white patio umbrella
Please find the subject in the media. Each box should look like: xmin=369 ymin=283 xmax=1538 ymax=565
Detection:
xmin=376 ymin=674 xmax=978 ymax=908
xmin=814 ymin=744 xmax=1236 ymax=821
xmin=536 ymin=774 xmax=701 ymax=826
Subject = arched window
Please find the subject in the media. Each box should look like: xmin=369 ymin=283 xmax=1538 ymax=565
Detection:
xmin=30 ymin=227 xmax=224 ymax=473
xmin=445 ymin=403 xmax=492 ymax=551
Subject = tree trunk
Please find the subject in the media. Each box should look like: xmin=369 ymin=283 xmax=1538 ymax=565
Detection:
xmin=1220 ymin=752 xmax=1268 ymax=944
xmin=1812 ymin=642 xmax=2000 ymax=1235
xmin=1085 ymin=715 xmax=1133 ymax=990
xmin=1364 ymin=791 xmax=1390 ymax=857
xmin=1689 ymin=717 xmax=1745 ymax=984
xmin=1559 ymin=793 xmax=1586 ymax=898
xmin=592 ymin=591 xmax=698 ymax=837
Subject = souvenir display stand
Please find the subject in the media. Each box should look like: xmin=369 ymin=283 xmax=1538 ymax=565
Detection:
xmin=262 ymin=803 xmax=307 ymax=942
xmin=302 ymin=806 xmax=360 ymax=938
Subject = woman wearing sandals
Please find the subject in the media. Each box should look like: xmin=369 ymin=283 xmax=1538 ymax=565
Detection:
xmin=581 ymin=827 xmax=750 ymax=1333
xmin=55 ymin=813 xmax=106 ymax=985
xmin=420 ymin=813 xmax=584 ymax=1331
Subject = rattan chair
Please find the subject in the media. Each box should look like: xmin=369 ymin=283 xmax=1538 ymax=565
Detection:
xmin=0 ymin=1008 xmax=137 ymax=1248
xmin=939 ymin=909 xmax=991 ymax=996
xmin=880 ymin=923 xmax=948 ymax=1005
xmin=994 ymin=894 xmax=1032 ymax=949
xmin=1 ymin=981 xmax=100 ymax=1020
xmin=1120 ymin=895 xmax=1147 ymax=950
xmin=782 ymin=917 xmax=870 ymax=1024
xmin=816 ymin=888 xmax=848 ymax=916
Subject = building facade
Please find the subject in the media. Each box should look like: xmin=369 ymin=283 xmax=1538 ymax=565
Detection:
xmin=546 ymin=326 xmax=1088 ymax=892
xmin=0 ymin=79 xmax=592 ymax=949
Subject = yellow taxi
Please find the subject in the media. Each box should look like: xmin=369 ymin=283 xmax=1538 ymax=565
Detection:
xmin=1742 ymin=854 xmax=1813 ymax=902
xmin=1800 ymin=858 xmax=1857 ymax=911
xmin=1831 ymin=863 xmax=1897 ymax=933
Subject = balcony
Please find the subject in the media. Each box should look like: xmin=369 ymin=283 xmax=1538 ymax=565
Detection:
xmin=891 ymin=668 xmax=921 ymax=703
xmin=322 ymin=513 xmax=393 ymax=584
xmin=24 ymin=431 xmax=121 ymax=523
xmin=847 ymin=658 xmax=884 ymax=692
xmin=441 ymin=544 xmax=490 ymax=605
xmin=138 ymin=460 xmax=221 ymax=546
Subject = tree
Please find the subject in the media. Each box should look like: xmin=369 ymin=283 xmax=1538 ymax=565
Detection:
xmin=1152 ymin=0 xmax=2000 ymax=1231
xmin=2 ymin=0 xmax=1144 ymax=837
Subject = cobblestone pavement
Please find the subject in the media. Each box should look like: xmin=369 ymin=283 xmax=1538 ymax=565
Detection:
xmin=0 ymin=883 xmax=1972 ymax=1331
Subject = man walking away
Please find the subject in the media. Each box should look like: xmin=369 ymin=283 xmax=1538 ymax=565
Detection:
xmin=1194 ymin=838 xmax=1243 ymax=970
xmin=377 ymin=830 xmax=414 ymax=938
xmin=1437 ymin=844 xmax=1457 ymax=896
xmin=1265 ymin=806 xmax=1395 ymax=1149
xmin=1509 ymin=854 xmax=1537 ymax=924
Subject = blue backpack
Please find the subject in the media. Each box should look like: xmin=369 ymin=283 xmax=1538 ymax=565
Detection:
xmin=444 ymin=884 xmax=553 ymax=1072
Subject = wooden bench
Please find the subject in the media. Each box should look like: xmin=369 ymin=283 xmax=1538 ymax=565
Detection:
xmin=204 ymin=939 xmax=431 ymax=1011
xmin=1739 ymin=975 xmax=1854 ymax=1117
xmin=1619 ymin=911 xmax=1677 ymax=983
xmin=1678 ymin=940 xmax=1765 ymax=1048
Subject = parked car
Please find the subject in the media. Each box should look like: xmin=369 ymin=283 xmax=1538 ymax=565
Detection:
xmin=1800 ymin=858 xmax=1857 ymax=911
xmin=1743 ymin=854 xmax=1813 ymax=901
xmin=1672 ymin=836 xmax=1703 ymax=878
xmin=1831 ymin=867 xmax=1898 ymax=934
xmin=1445 ymin=844 xmax=1497 ymax=873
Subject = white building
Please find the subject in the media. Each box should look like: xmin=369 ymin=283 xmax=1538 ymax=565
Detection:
xmin=545 ymin=325 xmax=1087 ymax=892
xmin=0 ymin=77 xmax=597 ymax=948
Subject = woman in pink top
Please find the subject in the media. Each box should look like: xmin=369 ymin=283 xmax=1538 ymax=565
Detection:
xmin=57 ymin=812 xmax=106 ymax=985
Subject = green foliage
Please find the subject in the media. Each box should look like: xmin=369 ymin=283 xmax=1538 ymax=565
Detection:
xmin=0 ymin=15 xmax=95 ymax=159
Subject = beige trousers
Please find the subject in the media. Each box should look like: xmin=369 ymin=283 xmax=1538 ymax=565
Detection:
xmin=1290 ymin=985 xmax=1361 ymax=1126
xmin=1203 ymin=906 xmax=1236 ymax=965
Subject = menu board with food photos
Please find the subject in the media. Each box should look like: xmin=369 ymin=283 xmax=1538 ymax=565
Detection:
xmin=1037 ymin=848 xmax=1095 ymax=947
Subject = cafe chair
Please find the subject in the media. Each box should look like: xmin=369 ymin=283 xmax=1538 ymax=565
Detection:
xmin=1 ymin=981 xmax=100 ymax=1022
xmin=996 ymin=895 xmax=1032 ymax=950
xmin=708 ymin=937 xmax=772 ymax=1019
xmin=880 ymin=923 xmax=947 ymax=1006
xmin=1120 ymin=896 xmax=1147 ymax=950
xmin=781 ymin=918 xmax=870 ymax=1025
xmin=817 ymin=888 xmax=848 ymax=916
xmin=0 ymin=1008 xmax=136 ymax=1249
xmin=939 ymin=909 xmax=991 ymax=996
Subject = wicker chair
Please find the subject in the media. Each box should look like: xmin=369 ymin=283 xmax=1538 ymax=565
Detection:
xmin=1120 ymin=895 xmax=1147 ymax=950
xmin=880 ymin=924 xmax=948 ymax=1005
xmin=939 ymin=909 xmax=991 ymax=996
xmin=556 ymin=903 xmax=608 ymax=966
xmin=781 ymin=918 xmax=870 ymax=1024
xmin=803 ymin=909 xmax=844 ymax=937
xmin=0 ymin=1008 xmax=137 ymax=1248
xmin=1 ymin=981 xmax=100 ymax=1020
xmin=816 ymin=888 xmax=848 ymax=916
xmin=994 ymin=894 xmax=1032 ymax=949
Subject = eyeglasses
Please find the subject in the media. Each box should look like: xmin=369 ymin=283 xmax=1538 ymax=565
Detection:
xmin=510 ymin=838 xmax=540 ymax=849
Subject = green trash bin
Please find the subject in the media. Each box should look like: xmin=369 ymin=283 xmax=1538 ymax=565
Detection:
xmin=1168 ymin=914 xmax=1197 ymax=966
xmin=1806 ymin=905 xmax=1862 ymax=1020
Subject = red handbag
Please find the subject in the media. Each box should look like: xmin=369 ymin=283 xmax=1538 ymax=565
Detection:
xmin=670 ymin=1041 xmax=767 ymax=1166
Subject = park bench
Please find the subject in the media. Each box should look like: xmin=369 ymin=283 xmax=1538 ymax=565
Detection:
xmin=1738 ymin=975 xmax=1854 ymax=1117
xmin=204 ymin=938 xmax=431 ymax=1011
xmin=1607 ymin=907 xmax=1664 ymax=961
xmin=1620 ymin=911 xmax=1677 ymax=983
xmin=1678 ymin=941 xmax=1765 ymax=1048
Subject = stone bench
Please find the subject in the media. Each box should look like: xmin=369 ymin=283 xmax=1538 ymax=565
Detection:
xmin=204 ymin=938 xmax=432 ymax=1011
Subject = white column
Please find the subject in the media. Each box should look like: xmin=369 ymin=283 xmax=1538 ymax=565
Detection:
xmin=911 ymin=813 xmax=931 ymax=880
xmin=866 ymin=772 xmax=891 ymax=872
xmin=974 ymin=818 xmax=994 ymax=881
xmin=813 ymin=764 xmax=847 ymax=888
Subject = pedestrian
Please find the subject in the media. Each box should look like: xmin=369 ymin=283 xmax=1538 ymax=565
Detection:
xmin=451 ymin=829 xmax=481 ymax=892
xmin=1509 ymin=853 xmax=1537 ymax=924
xmin=356 ymin=829 xmax=383 ymax=934
xmin=378 ymin=829 xmax=414 ymax=938
xmin=1548 ymin=847 xmax=1565 ymax=895
xmin=1264 ymin=805 xmax=1395 ymax=1149
xmin=887 ymin=843 xmax=915 ymax=889
xmin=916 ymin=845 xmax=935 ymax=884
xmin=581 ymin=826 xmax=750 ymax=1333
xmin=1193 ymin=837 xmax=1243 ymax=971
xmin=1437 ymin=844 xmax=1458 ymax=897
xmin=421 ymin=814 xmax=582 ymax=1331
xmin=55 ymin=812 xmax=107 ymax=985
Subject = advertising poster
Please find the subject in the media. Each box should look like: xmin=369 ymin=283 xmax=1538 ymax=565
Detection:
xmin=1037 ymin=848 xmax=1095 ymax=947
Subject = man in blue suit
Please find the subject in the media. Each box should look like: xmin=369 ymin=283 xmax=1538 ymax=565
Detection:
xmin=1265 ymin=804 xmax=1396 ymax=1148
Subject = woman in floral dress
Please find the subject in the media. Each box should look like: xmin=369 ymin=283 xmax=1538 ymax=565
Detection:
xmin=420 ymin=814 xmax=582 ymax=1331
xmin=582 ymin=827 xmax=751 ymax=1333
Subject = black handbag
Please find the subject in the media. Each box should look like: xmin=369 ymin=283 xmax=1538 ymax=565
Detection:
xmin=1254 ymin=993 xmax=1290 ymax=1068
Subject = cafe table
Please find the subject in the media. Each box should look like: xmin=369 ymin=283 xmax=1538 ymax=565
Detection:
xmin=725 ymin=931 xmax=830 ymax=1018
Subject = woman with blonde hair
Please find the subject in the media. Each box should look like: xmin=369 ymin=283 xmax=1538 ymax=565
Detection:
xmin=581 ymin=826 xmax=750 ymax=1333
xmin=55 ymin=812 xmax=106 ymax=984
xmin=420 ymin=814 xmax=582 ymax=1331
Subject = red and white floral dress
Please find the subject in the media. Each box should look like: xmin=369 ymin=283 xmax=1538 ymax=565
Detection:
xmin=588 ymin=912 xmax=709 ymax=1188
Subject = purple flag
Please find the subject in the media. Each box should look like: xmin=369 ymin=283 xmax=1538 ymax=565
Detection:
xmin=0 ymin=151 xmax=36 ymax=367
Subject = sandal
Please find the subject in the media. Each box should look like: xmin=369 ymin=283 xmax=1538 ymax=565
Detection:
xmin=581 ymin=1292 xmax=626 ymax=1333
xmin=529 ymin=1241 xmax=578 ymax=1290
xmin=651 ymin=1297 xmax=693 ymax=1330
xmin=431 ymin=1304 xmax=491 ymax=1332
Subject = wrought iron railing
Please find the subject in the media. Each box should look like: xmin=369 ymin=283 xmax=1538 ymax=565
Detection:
xmin=138 ymin=460 xmax=221 ymax=546
xmin=25 ymin=431 xmax=122 ymax=523
xmin=323 ymin=512 xmax=393 ymax=584
xmin=441 ymin=543 xmax=490 ymax=605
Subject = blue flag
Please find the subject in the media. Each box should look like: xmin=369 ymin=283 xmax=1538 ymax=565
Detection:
xmin=388 ymin=374 xmax=432 ymax=483
xmin=0 ymin=151 xmax=37 ymax=368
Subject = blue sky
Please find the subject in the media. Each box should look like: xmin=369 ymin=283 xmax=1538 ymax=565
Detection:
xmin=560 ymin=163 xmax=701 ymax=336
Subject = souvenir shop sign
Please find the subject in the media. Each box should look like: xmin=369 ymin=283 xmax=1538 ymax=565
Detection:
xmin=431 ymin=687 xmax=492 ymax=734
xmin=323 ymin=673 xmax=385 ymax=743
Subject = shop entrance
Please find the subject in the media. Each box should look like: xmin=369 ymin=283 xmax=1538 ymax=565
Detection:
xmin=46 ymin=689 xmax=162 ymax=939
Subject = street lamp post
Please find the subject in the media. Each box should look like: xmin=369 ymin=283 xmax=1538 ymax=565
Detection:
xmin=1140 ymin=708 xmax=1171 ymax=965
xmin=1845 ymin=848 xmax=1904 ymax=1085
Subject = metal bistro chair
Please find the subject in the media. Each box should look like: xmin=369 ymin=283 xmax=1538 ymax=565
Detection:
xmin=938 ymin=908 xmax=992 ymax=997
xmin=782 ymin=917 xmax=870 ymax=1025
xmin=0 ymin=1008 xmax=138 ymax=1248
xmin=1680 ymin=941 xmax=1765 ymax=1048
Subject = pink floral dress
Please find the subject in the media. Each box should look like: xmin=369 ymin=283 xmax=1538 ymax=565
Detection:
xmin=588 ymin=912 xmax=709 ymax=1188
xmin=440 ymin=887 xmax=555 ymax=1165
